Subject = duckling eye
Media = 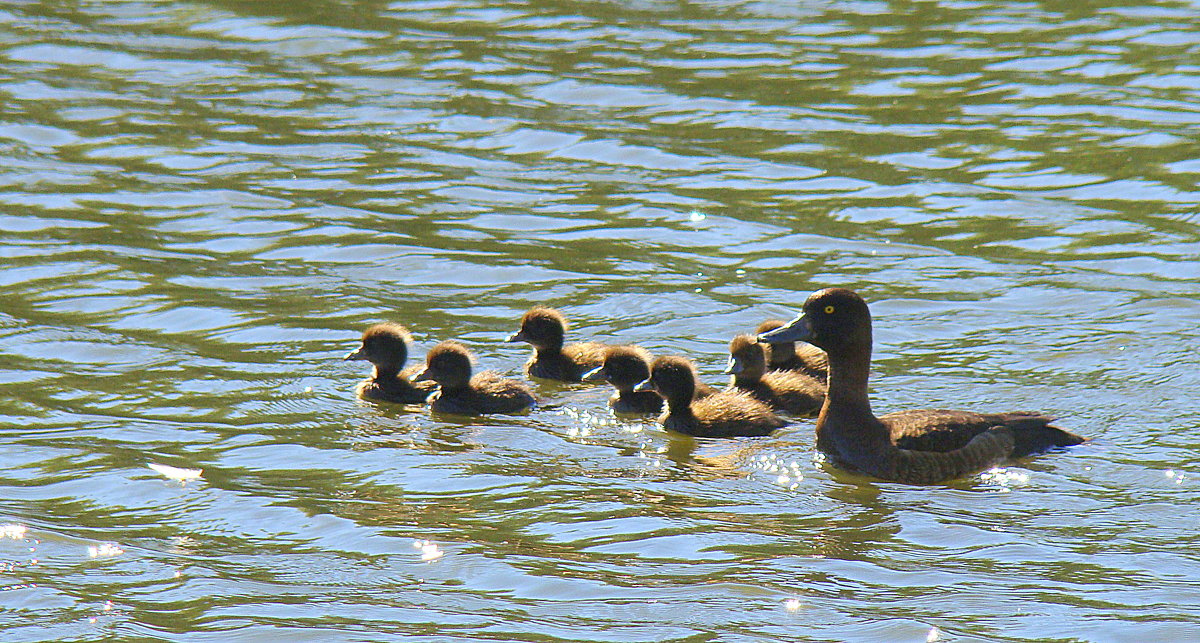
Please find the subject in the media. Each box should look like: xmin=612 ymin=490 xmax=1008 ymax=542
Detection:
xmin=823 ymin=305 xmax=835 ymax=314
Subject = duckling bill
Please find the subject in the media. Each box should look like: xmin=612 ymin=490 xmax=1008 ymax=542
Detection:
xmin=759 ymin=287 xmax=1086 ymax=485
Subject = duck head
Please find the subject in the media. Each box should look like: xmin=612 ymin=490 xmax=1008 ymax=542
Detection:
xmin=415 ymin=340 xmax=475 ymax=389
xmin=345 ymin=323 xmax=412 ymax=372
xmin=758 ymin=288 xmax=871 ymax=355
xmin=584 ymin=345 xmax=653 ymax=392
xmin=506 ymin=307 xmax=567 ymax=350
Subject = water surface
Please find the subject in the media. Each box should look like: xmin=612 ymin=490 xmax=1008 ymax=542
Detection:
xmin=1 ymin=0 xmax=1199 ymax=641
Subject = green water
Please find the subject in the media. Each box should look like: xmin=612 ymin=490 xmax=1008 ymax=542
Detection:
xmin=1 ymin=0 xmax=1198 ymax=641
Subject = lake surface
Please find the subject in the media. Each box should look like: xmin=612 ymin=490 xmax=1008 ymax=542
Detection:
xmin=1 ymin=0 xmax=1199 ymax=640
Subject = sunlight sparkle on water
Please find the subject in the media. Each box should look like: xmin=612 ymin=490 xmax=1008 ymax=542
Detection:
xmin=688 ymin=210 xmax=706 ymax=222
xmin=413 ymin=539 xmax=444 ymax=561
xmin=0 ymin=524 xmax=27 ymax=539
xmin=88 ymin=543 xmax=124 ymax=558
xmin=927 ymin=626 xmax=940 ymax=642
xmin=783 ymin=598 xmax=802 ymax=612
xmin=979 ymin=467 xmax=1029 ymax=489
xmin=147 ymin=463 xmax=203 ymax=482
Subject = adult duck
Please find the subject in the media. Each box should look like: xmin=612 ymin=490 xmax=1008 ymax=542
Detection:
xmin=758 ymin=288 xmax=1085 ymax=484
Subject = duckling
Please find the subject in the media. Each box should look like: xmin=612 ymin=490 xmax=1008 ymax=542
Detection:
xmin=344 ymin=323 xmax=435 ymax=404
xmin=582 ymin=345 xmax=663 ymax=414
xmin=725 ymin=334 xmax=825 ymax=415
xmin=506 ymin=307 xmax=608 ymax=381
xmin=758 ymin=288 xmax=1086 ymax=484
xmin=634 ymin=355 xmax=786 ymax=438
xmin=414 ymin=341 xmax=536 ymax=415
xmin=755 ymin=319 xmax=828 ymax=383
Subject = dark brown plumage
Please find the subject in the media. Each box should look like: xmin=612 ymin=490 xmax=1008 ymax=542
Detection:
xmin=582 ymin=345 xmax=663 ymax=414
xmin=634 ymin=355 xmax=786 ymax=438
xmin=415 ymin=341 xmax=536 ymax=415
xmin=506 ymin=307 xmax=608 ymax=381
xmin=344 ymin=323 xmax=435 ymax=404
xmin=755 ymin=319 xmax=828 ymax=383
xmin=758 ymin=288 xmax=1086 ymax=484
xmin=726 ymin=334 xmax=825 ymax=415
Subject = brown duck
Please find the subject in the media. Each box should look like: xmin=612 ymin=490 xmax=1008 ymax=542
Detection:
xmin=414 ymin=341 xmax=536 ymax=415
xmin=634 ymin=355 xmax=787 ymax=438
xmin=344 ymin=323 xmax=436 ymax=404
xmin=759 ymin=288 xmax=1086 ymax=484
xmin=725 ymin=334 xmax=825 ymax=415
xmin=506 ymin=307 xmax=608 ymax=381
xmin=582 ymin=345 xmax=664 ymax=414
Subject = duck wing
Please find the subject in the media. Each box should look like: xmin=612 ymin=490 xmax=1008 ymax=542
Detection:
xmin=882 ymin=409 xmax=1085 ymax=458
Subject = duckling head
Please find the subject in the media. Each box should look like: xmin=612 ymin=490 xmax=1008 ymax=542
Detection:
xmin=584 ymin=345 xmax=653 ymax=392
xmin=506 ymin=307 xmax=567 ymax=350
xmin=634 ymin=355 xmax=697 ymax=404
xmin=416 ymin=340 xmax=475 ymax=389
xmin=754 ymin=319 xmax=794 ymax=368
xmin=725 ymin=334 xmax=767 ymax=382
xmin=345 ymin=323 xmax=412 ymax=372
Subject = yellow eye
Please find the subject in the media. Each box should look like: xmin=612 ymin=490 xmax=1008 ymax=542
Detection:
xmin=824 ymin=305 xmax=835 ymax=314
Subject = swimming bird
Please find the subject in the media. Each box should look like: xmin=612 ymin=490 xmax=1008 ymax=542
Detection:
xmin=634 ymin=355 xmax=786 ymax=438
xmin=345 ymin=323 xmax=435 ymax=404
xmin=758 ymin=288 xmax=1085 ymax=484
xmin=414 ymin=341 xmax=536 ymax=415
xmin=755 ymin=319 xmax=828 ymax=383
xmin=726 ymin=334 xmax=825 ymax=415
xmin=582 ymin=345 xmax=663 ymax=414
xmin=506 ymin=307 xmax=608 ymax=381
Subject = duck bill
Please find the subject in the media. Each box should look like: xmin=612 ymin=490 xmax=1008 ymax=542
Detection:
xmin=505 ymin=331 xmax=527 ymax=343
xmin=631 ymin=378 xmax=655 ymax=393
xmin=757 ymin=314 xmax=812 ymax=344
xmin=722 ymin=355 xmax=743 ymax=375
xmin=411 ymin=367 xmax=432 ymax=382
xmin=581 ymin=365 xmax=607 ymax=382
xmin=344 ymin=345 xmax=366 ymax=361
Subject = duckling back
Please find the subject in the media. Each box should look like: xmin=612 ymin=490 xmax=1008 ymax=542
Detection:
xmin=665 ymin=389 xmax=787 ymax=438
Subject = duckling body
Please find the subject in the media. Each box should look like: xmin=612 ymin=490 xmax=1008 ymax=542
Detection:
xmin=755 ymin=319 xmax=828 ymax=383
xmin=345 ymin=323 xmax=436 ymax=404
xmin=583 ymin=345 xmax=663 ymax=414
xmin=416 ymin=341 xmax=536 ymax=415
xmin=636 ymin=355 xmax=786 ymax=438
xmin=726 ymin=334 xmax=825 ymax=415
xmin=507 ymin=307 xmax=608 ymax=381
xmin=759 ymin=288 xmax=1085 ymax=484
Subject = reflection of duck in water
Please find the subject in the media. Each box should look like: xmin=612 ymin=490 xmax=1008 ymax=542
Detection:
xmin=345 ymin=323 xmax=435 ymax=404
xmin=507 ymin=307 xmax=608 ymax=381
xmin=635 ymin=355 xmax=787 ymax=438
xmin=759 ymin=288 xmax=1086 ymax=484
xmin=582 ymin=345 xmax=663 ymax=414
xmin=725 ymin=334 xmax=825 ymax=415
xmin=415 ymin=341 xmax=536 ymax=415
xmin=755 ymin=319 xmax=829 ymax=383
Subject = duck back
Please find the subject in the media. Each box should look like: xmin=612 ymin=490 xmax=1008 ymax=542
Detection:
xmin=432 ymin=371 xmax=536 ymax=415
xmin=884 ymin=409 xmax=1085 ymax=458
xmin=664 ymin=390 xmax=786 ymax=438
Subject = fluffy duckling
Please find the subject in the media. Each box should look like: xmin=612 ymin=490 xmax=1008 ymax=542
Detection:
xmin=634 ymin=355 xmax=786 ymax=438
xmin=344 ymin=323 xmax=435 ymax=404
xmin=506 ymin=307 xmax=608 ymax=381
xmin=725 ymin=334 xmax=825 ymax=415
xmin=414 ymin=341 xmax=536 ymax=415
xmin=755 ymin=319 xmax=829 ymax=383
xmin=582 ymin=345 xmax=663 ymax=414
xmin=759 ymin=288 xmax=1086 ymax=484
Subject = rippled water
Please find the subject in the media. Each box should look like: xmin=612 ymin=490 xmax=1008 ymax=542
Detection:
xmin=2 ymin=0 xmax=1199 ymax=640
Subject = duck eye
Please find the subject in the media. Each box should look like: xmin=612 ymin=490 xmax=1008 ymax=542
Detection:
xmin=824 ymin=305 xmax=835 ymax=314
